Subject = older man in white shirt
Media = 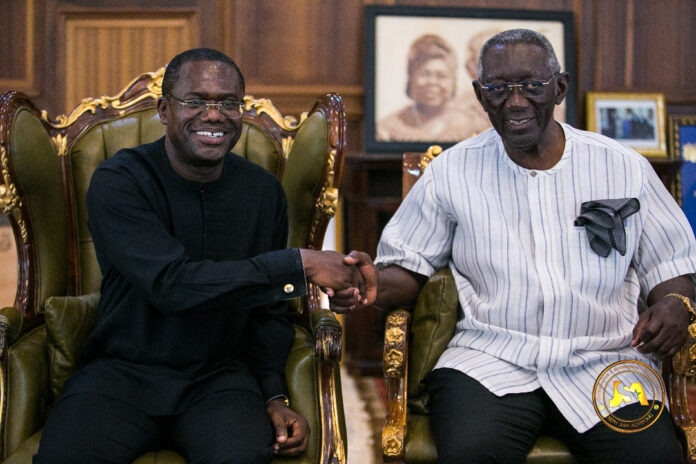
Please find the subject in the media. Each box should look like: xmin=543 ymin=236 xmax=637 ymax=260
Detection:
xmin=333 ymin=29 xmax=696 ymax=463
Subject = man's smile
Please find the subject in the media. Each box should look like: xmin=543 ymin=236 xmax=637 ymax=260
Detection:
xmin=505 ymin=116 xmax=535 ymax=129
xmin=195 ymin=130 xmax=224 ymax=137
xmin=191 ymin=127 xmax=230 ymax=145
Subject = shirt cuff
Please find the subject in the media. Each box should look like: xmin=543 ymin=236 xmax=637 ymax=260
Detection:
xmin=261 ymin=248 xmax=307 ymax=301
xmin=265 ymin=394 xmax=290 ymax=407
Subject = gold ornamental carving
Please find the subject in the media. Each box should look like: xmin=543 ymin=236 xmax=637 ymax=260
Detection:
xmin=281 ymin=136 xmax=294 ymax=160
xmin=384 ymin=348 xmax=404 ymax=377
xmin=244 ymin=96 xmax=308 ymax=132
xmin=385 ymin=326 xmax=405 ymax=345
xmin=0 ymin=146 xmax=27 ymax=243
xmin=318 ymin=187 xmax=338 ymax=217
xmin=419 ymin=145 xmax=443 ymax=171
xmin=308 ymin=148 xmax=338 ymax=245
xmin=51 ymin=134 xmax=68 ymax=157
xmin=41 ymin=68 xmax=165 ymax=129
xmin=673 ymin=324 xmax=696 ymax=376
xmin=683 ymin=424 xmax=696 ymax=461
xmin=382 ymin=425 xmax=404 ymax=456
xmin=316 ymin=148 xmax=338 ymax=218
xmin=387 ymin=312 xmax=408 ymax=327
xmin=315 ymin=149 xmax=337 ymax=217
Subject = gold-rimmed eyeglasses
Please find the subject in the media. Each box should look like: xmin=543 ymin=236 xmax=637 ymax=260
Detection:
xmin=479 ymin=75 xmax=556 ymax=101
xmin=167 ymin=94 xmax=244 ymax=117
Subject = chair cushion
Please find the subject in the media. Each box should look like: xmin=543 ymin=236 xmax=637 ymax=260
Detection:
xmin=407 ymin=269 xmax=459 ymax=413
xmin=44 ymin=293 xmax=100 ymax=402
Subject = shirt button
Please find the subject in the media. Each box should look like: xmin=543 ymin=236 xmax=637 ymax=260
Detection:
xmin=283 ymin=284 xmax=295 ymax=294
xmin=530 ymin=171 xmax=537 ymax=177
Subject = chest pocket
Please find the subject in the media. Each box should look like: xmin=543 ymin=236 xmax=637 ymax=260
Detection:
xmin=567 ymin=219 xmax=638 ymax=294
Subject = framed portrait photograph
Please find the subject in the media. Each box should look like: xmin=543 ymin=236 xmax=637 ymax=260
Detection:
xmin=586 ymin=92 xmax=667 ymax=158
xmin=669 ymin=115 xmax=696 ymax=232
xmin=364 ymin=5 xmax=576 ymax=153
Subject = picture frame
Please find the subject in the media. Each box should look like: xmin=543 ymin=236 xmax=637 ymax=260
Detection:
xmin=669 ymin=115 xmax=696 ymax=232
xmin=364 ymin=5 xmax=576 ymax=153
xmin=586 ymin=92 xmax=667 ymax=158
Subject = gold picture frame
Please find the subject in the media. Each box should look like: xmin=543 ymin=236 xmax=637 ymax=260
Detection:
xmin=586 ymin=92 xmax=667 ymax=158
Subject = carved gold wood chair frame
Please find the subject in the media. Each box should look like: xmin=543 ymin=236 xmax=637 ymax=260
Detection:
xmin=0 ymin=68 xmax=347 ymax=464
xmin=382 ymin=146 xmax=696 ymax=463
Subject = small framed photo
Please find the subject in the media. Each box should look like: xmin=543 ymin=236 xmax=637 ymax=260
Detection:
xmin=364 ymin=5 xmax=576 ymax=153
xmin=586 ymin=92 xmax=667 ymax=158
xmin=669 ymin=115 xmax=696 ymax=232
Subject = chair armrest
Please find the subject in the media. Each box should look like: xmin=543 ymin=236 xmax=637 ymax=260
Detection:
xmin=0 ymin=316 xmax=49 ymax=459
xmin=311 ymin=308 xmax=342 ymax=363
xmin=667 ymin=323 xmax=696 ymax=463
xmin=382 ymin=309 xmax=410 ymax=463
xmin=307 ymin=309 xmax=346 ymax=464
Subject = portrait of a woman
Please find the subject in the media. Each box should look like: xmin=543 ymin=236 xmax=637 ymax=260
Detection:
xmin=377 ymin=34 xmax=471 ymax=142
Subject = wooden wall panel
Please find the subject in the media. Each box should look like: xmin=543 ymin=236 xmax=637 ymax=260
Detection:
xmin=591 ymin=0 xmax=630 ymax=91
xmin=0 ymin=0 xmax=37 ymax=94
xmin=630 ymin=0 xmax=696 ymax=103
xmin=234 ymin=0 xmax=365 ymax=118
xmin=60 ymin=11 xmax=198 ymax=112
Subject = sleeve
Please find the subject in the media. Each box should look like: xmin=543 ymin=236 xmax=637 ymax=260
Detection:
xmin=86 ymin=162 xmax=307 ymax=314
xmin=633 ymin=157 xmax=696 ymax=294
xmin=247 ymin=194 xmax=295 ymax=401
xmin=375 ymin=160 xmax=455 ymax=277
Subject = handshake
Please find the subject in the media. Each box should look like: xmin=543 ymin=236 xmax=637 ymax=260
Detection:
xmin=300 ymin=249 xmax=377 ymax=313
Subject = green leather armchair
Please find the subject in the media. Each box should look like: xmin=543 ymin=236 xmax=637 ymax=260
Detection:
xmin=0 ymin=68 xmax=347 ymax=463
xmin=380 ymin=148 xmax=696 ymax=464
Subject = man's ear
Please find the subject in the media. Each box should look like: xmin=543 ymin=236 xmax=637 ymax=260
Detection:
xmin=472 ymin=80 xmax=489 ymax=111
xmin=554 ymin=72 xmax=570 ymax=105
xmin=157 ymin=97 xmax=168 ymax=125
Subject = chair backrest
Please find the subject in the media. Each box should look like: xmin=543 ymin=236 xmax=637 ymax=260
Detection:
xmin=0 ymin=68 xmax=345 ymax=324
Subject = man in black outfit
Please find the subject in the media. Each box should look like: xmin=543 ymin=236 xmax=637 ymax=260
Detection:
xmin=34 ymin=48 xmax=366 ymax=463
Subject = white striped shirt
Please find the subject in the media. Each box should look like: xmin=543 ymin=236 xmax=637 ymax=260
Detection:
xmin=375 ymin=122 xmax=696 ymax=432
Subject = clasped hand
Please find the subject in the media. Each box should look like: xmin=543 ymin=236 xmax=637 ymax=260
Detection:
xmin=300 ymin=249 xmax=377 ymax=313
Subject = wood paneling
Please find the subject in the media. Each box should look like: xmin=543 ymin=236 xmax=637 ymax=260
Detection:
xmin=234 ymin=0 xmax=365 ymax=116
xmin=60 ymin=11 xmax=198 ymax=111
xmin=0 ymin=0 xmax=37 ymax=94
xmin=630 ymin=0 xmax=696 ymax=102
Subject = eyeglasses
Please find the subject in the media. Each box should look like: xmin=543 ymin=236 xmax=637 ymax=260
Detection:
xmin=479 ymin=75 xmax=555 ymax=100
xmin=167 ymin=94 xmax=244 ymax=117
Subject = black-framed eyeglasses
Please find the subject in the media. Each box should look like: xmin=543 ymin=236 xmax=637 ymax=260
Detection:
xmin=479 ymin=75 xmax=556 ymax=100
xmin=166 ymin=94 xmax=244 ymax=117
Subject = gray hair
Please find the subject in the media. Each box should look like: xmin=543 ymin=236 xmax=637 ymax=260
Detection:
xmin=477 ymin=29 xmax=561 ymax=79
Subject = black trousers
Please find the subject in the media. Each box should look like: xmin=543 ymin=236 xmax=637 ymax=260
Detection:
xmin=34 ymin=390 xmax=273 ymax=464
xmin=427 ymin=368 xmax=684 ymax=464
